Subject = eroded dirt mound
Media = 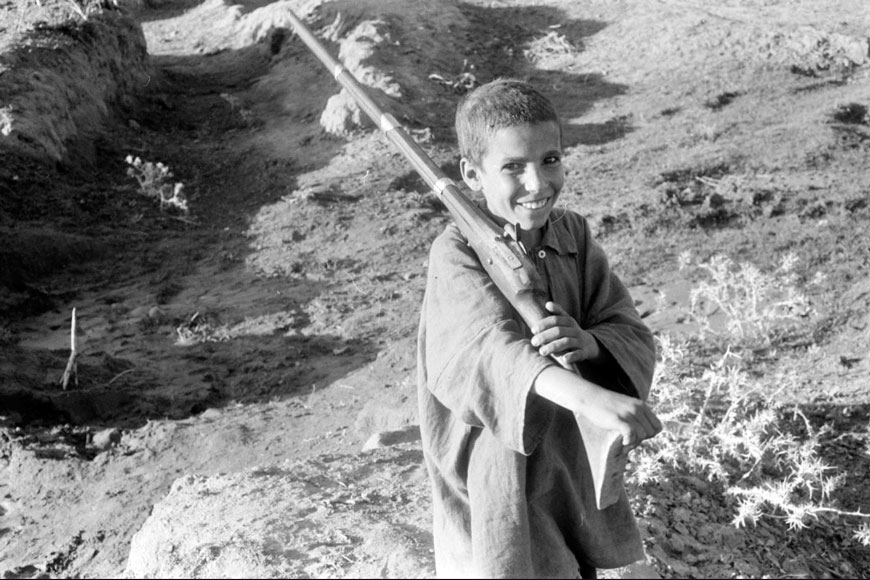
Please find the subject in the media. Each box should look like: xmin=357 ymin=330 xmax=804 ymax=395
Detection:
xmin=0 ymin=9 xmax=148 ymax=163
xmin=124 ymin=444 xmax=432 ymax=579
xmin=0 ymin=3 xmax=150 ymax=324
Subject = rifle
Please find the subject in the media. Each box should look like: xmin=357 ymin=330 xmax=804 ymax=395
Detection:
xmin=286 ymin=10 xmax=626 ymax=510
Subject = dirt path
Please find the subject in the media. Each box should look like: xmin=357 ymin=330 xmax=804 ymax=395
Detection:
xmin=2 ymin=0 xmax=870 ymax=578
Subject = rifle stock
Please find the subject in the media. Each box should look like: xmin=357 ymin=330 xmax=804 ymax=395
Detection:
xmin=287 ymin=10 xmax=625 ymax=510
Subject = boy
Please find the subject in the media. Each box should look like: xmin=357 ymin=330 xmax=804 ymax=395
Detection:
xmin=417 ymin=79 xmax=662 ymax=579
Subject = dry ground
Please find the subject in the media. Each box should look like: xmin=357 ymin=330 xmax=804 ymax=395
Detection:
xmin=1 ymin=0 xmax=869 ymax=577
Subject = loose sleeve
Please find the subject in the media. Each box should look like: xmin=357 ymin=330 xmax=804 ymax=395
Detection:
xmin=421 ymin=226 xmax=555 ymax=455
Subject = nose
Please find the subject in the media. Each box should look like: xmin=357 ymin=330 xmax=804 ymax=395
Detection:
xmin=523 ymin=164 xmax=547 ymax=194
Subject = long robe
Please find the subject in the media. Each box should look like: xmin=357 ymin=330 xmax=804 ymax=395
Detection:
xmin=417 ymin=209 xmax=656 ymax=579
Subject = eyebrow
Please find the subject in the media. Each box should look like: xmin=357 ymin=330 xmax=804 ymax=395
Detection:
xmin=500 ymin=149 xmax=562 ymax=162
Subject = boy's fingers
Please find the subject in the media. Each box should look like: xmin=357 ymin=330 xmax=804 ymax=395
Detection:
xmin=531 ymin=315 xmax=576 ymax=335
xmin=620 ymin=428 xmax=639 ymax=451
xmin=531 ymin=326 xmax=573 ymax=347
xmin=539 ymin=337 xmax=576 ymax=355
xmin=648 ymin=408 xmax=663 ymax=434
xmin=635 ymin=408 xmax=662 ymax=442
xmin=545 ymin=301 xmax=569 ymax=316
xmin=629 ymin=412 xmax=651 ymax=442
xmin=639 ymin=404 xmax=662 ymax=435
xmin=529 ymin=319 xmax=550 ymax=335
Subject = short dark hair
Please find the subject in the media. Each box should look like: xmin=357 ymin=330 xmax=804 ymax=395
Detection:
xmin=455 ymin=79 xmax=562 ymax=164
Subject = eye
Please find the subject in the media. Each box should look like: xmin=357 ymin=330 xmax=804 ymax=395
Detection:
xmin=502 ymin=162 xmax=522 ymax=173
xmin=543 ymin=155 xmax=561 ymax=165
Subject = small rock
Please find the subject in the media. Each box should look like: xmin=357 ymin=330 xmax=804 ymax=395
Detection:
xmin=734 ymin=559 xmax=760 ymax=577
xmin=92 ymin=428 xmax=121 ymax=450
xmin=199 ymin=408 xmax=221 ymax=420
xmin=362 ymin=425 xmax=421 ymax=452
xmin=618 ymin=561 xmax=661 ymax=579
xmin=681 ymin=475 xmax=710 ymax=492
xmin=129 ymin=305 xmax=151 ymax=321
xmin=668 ymin=560 xmax=696 ymax=577
xmin=354 ymin=399 xmax=417 ymax=436
xmin=672 ymin=506 xmax=692 ymax=522
xmin=782 ymin=557 xmax=810 ymax=576
xmin=320 ymin=90 xmax=366 ymax=136
xmin=718 ymin=526 xmax=745 ymax=550
xmin=147 ymin=306 xmax=166 ymax=322
xmin=665 ymin=535 xmax=687 ymax=554
xmin=705 ymin=192 xmax=726 ymax=208
xmin=645 ymin=518 xmax=668 ymax=537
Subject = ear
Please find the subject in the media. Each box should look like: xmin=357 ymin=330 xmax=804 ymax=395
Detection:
xmin=460 ymin=158 xmax=482 ymax=191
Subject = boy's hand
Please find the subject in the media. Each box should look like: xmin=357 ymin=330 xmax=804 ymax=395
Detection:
xmin=530 ymin=301 xmax=600 ymax=365
xmin=578 ymin=387 xmax=662 ymax=451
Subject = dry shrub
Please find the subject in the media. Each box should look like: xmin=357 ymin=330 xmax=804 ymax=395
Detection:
xmin=174 ymin=312 xmax=230 ymax=346
xmin=630 ymin=255 xmax=870 ymax=546
xmin=125 ymin=156 xmax=189 ymax=215
xmin=678 ymin=251 xmax=815 ymax=348
xmin=523 ymin=30 xmax=576 ymax=66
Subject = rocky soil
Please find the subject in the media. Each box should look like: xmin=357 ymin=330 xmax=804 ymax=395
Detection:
xmin=1 ymin=0 xmax=869 ymax=578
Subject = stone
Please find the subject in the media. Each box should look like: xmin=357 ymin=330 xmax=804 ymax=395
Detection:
xmin=665 ymin=535 xmax=687 ymax=554
xmin=92 ymin=428 xmax=121 ymax=450
xmin=671 ymin=506 xmax=692 ymax=522
xmin=620 ymin=562 xmax=661 ymax=579
xmin=0 ymin=12 xmax=149 ymax=163
xmin=320 ymin=90 xmax=366 ymax=137
xmin=124 ymin=449 xmax=433 ymax=578
xmin=362 ymin=425 xmax=421 ymax=451
xmin=718 ymin=525 xmax=746 ymax=550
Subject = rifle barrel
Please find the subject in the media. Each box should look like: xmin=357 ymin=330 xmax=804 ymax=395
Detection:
xmin=286 ymin=9 xmax=627 ymax=510
xmin=286 ymin=10 xmax=444 ymax=194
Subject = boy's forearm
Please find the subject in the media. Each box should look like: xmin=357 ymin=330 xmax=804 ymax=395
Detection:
xmin=533 ymin=365 xmax=663 ymax=448
xmin=531 ymin=366 xmax=598 ymax=414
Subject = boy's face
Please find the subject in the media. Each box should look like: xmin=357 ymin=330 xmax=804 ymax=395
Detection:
xmin=460 ymin=121 xmax=564 ymax=236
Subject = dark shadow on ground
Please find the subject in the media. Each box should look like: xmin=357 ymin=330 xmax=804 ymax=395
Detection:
xmin=0 ymin=25 xmax=378 ymax=434
xmin=791 ymin=401 xmax=870 ymax=573
xmin=360 ymin=1 xmax=628 ymax=194
xmin=458 ymin=2 xmax=630 ymax=148
xmin=0 ymin=330 xmax=370 ymax=428
xmin=0 ymin=0 xmax=633 ymax=436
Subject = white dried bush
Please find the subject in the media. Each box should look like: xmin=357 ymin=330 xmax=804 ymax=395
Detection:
xmin=523 ymin=31 xmax=577 ymax=66
xmin=629 ymin=255 xmax=870 ymax=546
xmin=678 ymin=251 xmax=813 ymax=348
xmin=175 ymin=312 xmax=230 ymax=346
xmin=125 ymin=155 xmax=189 ymax=215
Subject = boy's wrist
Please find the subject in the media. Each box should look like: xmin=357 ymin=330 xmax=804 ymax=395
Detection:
xmin=583 ymin=333 xmax=602 ymax=362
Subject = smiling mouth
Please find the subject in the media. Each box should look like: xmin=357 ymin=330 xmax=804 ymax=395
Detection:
xmin=517 ymin=197 xmax=551 ymax=210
